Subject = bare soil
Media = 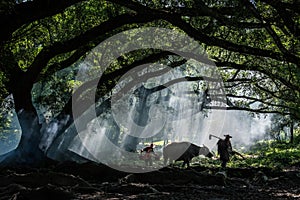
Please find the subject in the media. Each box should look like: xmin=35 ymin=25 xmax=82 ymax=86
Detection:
xmin=0 ymin=162 xmax=299 ymax=200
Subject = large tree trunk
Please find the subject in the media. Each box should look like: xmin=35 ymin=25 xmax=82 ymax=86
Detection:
xmin=0 ymin=110 xmax=47 ymax=167
xmin=0 ymin=80 xmax=46 ymax=166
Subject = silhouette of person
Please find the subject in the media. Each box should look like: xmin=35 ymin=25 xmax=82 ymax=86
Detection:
xmin=217 ymin=134 xmax=233 ymax=169
xmin=141 ymin=143 xmax=156 ymax=166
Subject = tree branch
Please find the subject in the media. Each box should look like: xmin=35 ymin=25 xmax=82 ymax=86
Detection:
xmin=0 ymin=0 xmax=88 ymax=42
xmin=215 ymin=61 xmax=300 ymax=92
xmin=241 ymin=0 xmax=295 ymax=58
xmin=205 ymin=105 xmax=290 ymax=115
xmin=261 ymin=0 xmax=300 ymax=14
xmin=69 ymin=51 xmax=182 ymax=116
xmin=25 ymin=13 xmax=160 ymax=84
xmin=169 ymin=16 xmax=299 ymax=66
xmin=109 ymin=0 xmax=300 ymax=66
xmin=226 ymin=94 xmax=294 ymax=111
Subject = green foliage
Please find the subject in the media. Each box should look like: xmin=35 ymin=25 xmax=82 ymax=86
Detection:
xmin=267 ymin=114 xmax=294 ymax=141
xmin=0 ymin=97 xmax=21 ymax=155
xmin=1 ymin=0 xmax=298 ymax=121
xmin=0 ymin=96 xmax=14 ymax=132
xmin=0 ymin=0 xmax=300 ymax=164
xmin=191 ymin=133 xmax=300 ymax=170
xmin=228 ymin=137 xmax=300 ymax=169
xmin=10 ymin=0 xmax=125 ymax=72
xmin=0 ymin=71 xmax=8 ymax=102
xmin=32 ymin=67 xmax=80 ymax=115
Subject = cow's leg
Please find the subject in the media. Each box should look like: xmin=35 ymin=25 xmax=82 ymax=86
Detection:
xmin=182 ymin=160 xmax=187 ymax=168
xmin=185 ymin=158 xmax=191 ymax=168
xmin=187 ymin=161 xmax=190 ymax=168
xmin=169 ymin=159 xmax=174 ymax=166
xmin=163 ymin=156 xmax=168 ymax=165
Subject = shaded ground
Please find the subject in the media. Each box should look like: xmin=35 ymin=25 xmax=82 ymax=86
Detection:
xmin=0 ymin=162 xmax=299 ymax=200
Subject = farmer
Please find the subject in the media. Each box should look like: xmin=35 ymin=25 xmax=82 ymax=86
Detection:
xmin=217 ymin=134 xmax=233 ymax=169
xmin=140 ymin=143 xmax=156 ymax=166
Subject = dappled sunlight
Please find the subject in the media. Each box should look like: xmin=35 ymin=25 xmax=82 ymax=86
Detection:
xmin=0 ymin=96 xmax=21 ymax=156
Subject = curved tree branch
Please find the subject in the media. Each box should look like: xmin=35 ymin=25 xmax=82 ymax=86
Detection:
xmin=241 ymin=0 xmax=295 ymax=57
xmin=0 ymin=0 xmax=88 ymax=42
xmin=215 ymin=61 xmax=300 ymax=92
xmin=108 ymin=0 xmax=300 ymax=66
xmin=25 ymin=13 xmax=161 ymax=84
xmin=205 ymin=105 xmax=290 ymax=115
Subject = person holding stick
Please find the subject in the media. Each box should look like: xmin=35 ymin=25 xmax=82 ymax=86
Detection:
xmin=217 ymin=134 xmax=233 ymax=169
xmin=209 ymin=134 xmax=245 ymax=169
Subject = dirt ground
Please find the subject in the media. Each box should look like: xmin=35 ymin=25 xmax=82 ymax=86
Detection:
xmin=0 ymin=162 xmax=299 ymax=200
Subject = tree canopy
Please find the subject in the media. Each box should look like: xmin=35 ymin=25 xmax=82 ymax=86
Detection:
xmin=1 ymin=0 xmax=299 ymax=118
xmin=0 ymin=0 xmax=299 ymax=166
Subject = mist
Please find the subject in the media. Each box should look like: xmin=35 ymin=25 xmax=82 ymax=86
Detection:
xmin=0 ymin=63 xmax=271 ymax=166
xmin=204 ymin=110 xmax=271 ymax=152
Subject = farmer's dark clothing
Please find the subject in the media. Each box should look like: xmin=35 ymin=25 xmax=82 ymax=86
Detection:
xmin=217 ymin=137 xmax=232 ymax=168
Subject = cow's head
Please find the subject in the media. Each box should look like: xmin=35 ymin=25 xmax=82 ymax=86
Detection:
xmin=199 ymin=144 xmax=214 ymax=158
